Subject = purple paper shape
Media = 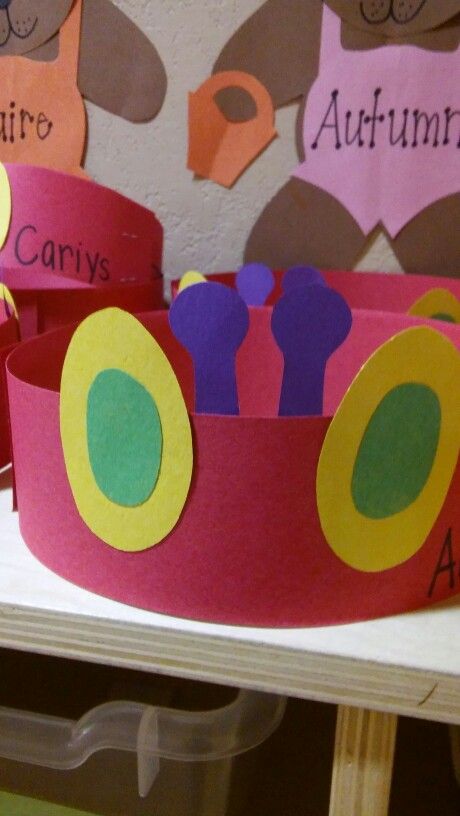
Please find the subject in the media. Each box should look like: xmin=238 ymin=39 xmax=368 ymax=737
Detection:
xmin=272 ymin=285 xmax=352 ymax=417
xmin=169 ymin=281 xmax=249 ymax=416
xmin=282 ymin=266 xmax=326 ymax=292
xmin=236 ymin=263 xmax=275 ymax=306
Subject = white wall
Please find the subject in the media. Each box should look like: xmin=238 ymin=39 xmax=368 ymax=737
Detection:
xmin=85 ymin=0 xmax=402 ymax=287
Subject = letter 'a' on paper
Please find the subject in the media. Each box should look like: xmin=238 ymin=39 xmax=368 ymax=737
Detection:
xmin=60 ymin=308 xmax=194 ymax=552
xmin=0 ymin=164 xmax=12 ymax=250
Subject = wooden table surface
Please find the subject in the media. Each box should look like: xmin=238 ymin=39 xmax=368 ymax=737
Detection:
xmin=0 ymin=470 xmax=458 ymax=727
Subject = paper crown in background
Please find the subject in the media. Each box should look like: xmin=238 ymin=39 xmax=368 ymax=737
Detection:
xmin=174 ymin=263 xmax=460 ymax=322
xmin=7 ymin=267 xmax=460 ymax=628
xmin=0 ymin=163 xmax=165 ymax=339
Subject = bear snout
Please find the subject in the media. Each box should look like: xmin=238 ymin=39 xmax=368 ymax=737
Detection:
xmin=360 ymin=0 xmax=392 ymax=23
xmin=390 ymin=0 xmax=427 ymax=23
xmin=360 ymin=0 xmax=427 ymax=24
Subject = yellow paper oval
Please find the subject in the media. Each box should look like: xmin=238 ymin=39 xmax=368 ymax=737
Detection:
xmin=317 ymin=327 xmax=460 ymax=573
xmin=178 ymin=270 xmax=207 ymax=292
xmin=60 ymin=308 xmax=193 ymax=552
xmin=408 ymin=288 xmax=460 ymax=324
xmin=0 ymin=284 xmax=18 ymax=320
xmin=0 ymin=164 xmax=12 ymax=250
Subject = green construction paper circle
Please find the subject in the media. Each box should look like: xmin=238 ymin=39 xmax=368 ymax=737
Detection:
xmin=351 ymin=383 xmax=441 ymax=520
xmin=87 ymin=368 xmax=163 ymax=508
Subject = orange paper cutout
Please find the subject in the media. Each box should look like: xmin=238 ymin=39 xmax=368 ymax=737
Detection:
xmin=188 ymin=71 xmax=277 ymax=188
xmin=0 ymin=0 xmax=86 ymax=177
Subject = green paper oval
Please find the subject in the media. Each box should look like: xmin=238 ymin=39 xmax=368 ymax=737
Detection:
xmin=431 ymin=313 xmax=456 ymax=324
xmin=351 ymin=383 xmax=441 ymax=520
xmin=87 ymin=368 xmax=162 ymax=507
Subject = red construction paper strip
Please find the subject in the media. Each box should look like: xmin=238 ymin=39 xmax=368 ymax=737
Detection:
xmin=10 ymin=281 xmax=164 ymax=340
xmin=6 ymin=309 xmax=460 ymax=627
xmin=0 ymin=315 xmax=20 ymax=467
xmin=0 ymin=164 xmax=163 ymax=286
xmin=173 ymin=269 xmax=460 ymax=313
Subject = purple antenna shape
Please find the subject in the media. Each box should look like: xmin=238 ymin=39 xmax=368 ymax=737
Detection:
xmin=169 ymin=281 xmax=249 ymax=415
xmin=272 ymin=284 xmax=353 ymax=417
xmin=236 ymin=263 xmax=275 ymax=306
xmin=283 ymin=266 xmax=326 ymax=292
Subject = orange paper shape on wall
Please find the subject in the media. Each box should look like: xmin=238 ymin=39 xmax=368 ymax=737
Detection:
xmin=0 ymin=0 xmax=86 ymax=176
xmin=188 ymin=71 xmax=277 ymax=188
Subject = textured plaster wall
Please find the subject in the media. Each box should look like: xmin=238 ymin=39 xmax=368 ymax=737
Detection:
xmin=85 ymin=0 xmax=403 ymax=288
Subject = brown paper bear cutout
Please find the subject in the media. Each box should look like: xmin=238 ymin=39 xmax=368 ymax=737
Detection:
xmin=214 ymin=0 xmax=460 ymax=277
xmin=0 ymin=0 xmax=166 ymax=124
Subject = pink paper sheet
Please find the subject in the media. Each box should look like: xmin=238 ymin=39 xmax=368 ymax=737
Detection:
xmin=294 ymin=5 xmax=460 ymax=237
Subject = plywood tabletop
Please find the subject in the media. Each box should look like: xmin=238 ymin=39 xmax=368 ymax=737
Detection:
xmin=0 ymin=470 xmax=458 ymax=725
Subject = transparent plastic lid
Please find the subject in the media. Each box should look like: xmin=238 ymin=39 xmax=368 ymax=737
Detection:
xmin=0 ymin=690 xmax=286 ymax=797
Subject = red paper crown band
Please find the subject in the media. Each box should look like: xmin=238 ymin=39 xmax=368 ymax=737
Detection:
xmin=173 ymin=268 xmax=460 ymax=321
xmin=0 ymin=165 xmax=163 ymax=287
xmin=7 ymin=307 xmax=460 ymax=627
xmin=5 ymin=280 xmax=164 ymax=340
xmin=0 ymin=164 xmax=165 ymax=338
xmin=0 ymin=288 xmax=19 ymax=466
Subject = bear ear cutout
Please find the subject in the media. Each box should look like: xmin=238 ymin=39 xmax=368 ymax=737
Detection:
xmin=325 ymin=0 xmax=460 ymax=37
xmin=0 ymin=0 xmax=73 ymax=56
xmin=317 ymin=326 xmax=460 ymax=573
xmin=60 ymin=308 xmax=194 ymax=553
xmin=78 ymin=0 xmax=167 ymax=122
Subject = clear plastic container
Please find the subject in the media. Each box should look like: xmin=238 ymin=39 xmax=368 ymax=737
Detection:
xmin=0 ymin=652 xmax=286 ymax=816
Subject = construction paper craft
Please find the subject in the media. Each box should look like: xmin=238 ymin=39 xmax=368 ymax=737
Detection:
xmin=0 ymin=0 xmax=73 ymax=56
xmin=272 ymin=284 xmax=352 ymax=416
xmin=0 ymin=284 xmax=18 ymax=321
xmin=77 ymin=0 xmax=166 ymax=123
xmin=0 ymin=297 xmax=21 ymax=467
xmin=7 ymin=308 xmax=460 ymax=627
xmin=329 ymin=0 xmax=460 ymax=37
xmin=0 ymin=0 xmax=86 ymax=175
xmin=169 ymin=282 xmax=249 ymax=415
xmin=317 ymin=327 xmax=460 ymax=572
xmin=187 ymin=268 xmax=460 ymax=313
xmin=0 ymin=277 xmax=163 ymax=340
xmin=294 ymin=5 xmax=460 ymax=237
xmin=0 ymin=164 xmax=163 ymax=287
xmin=60 ymin=309 xmax=193 ymax=552
xmin=0 ymin=0 xmax=166 ymax=126
xmin=282 ymin=266 xmax=325 ymax=292
xmin=178 ymin=271 xmax=207 ymax=292
xmin=0 ymin=163 xmax=11 ymax=250
xmin=212 ymin=1 xmax=460 ymax=275
xmin=188 ymin=71 xmax=277 ymax=188
xmin=408 ymin=288 xmax=460 ymax=324
xmin=236 ymin=262 xmax=274 ymax=306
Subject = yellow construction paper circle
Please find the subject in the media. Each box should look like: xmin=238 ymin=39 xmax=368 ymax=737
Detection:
xmin=178 ymin=270 xmax=207 ymax=292
xmin=0 ymin=164 xmax=11 ymax=250
xmin=408 ymin=288 xmax=460 ymax=324
xmin=60 ymin=308 xmax=193 ymax=552
xmin=317 ymin=327 xmax=460 ymax=573
xmin=0 ymin=284 xmax=18 ymax=320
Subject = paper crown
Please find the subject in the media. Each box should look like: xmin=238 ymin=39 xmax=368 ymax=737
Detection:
xmin=174 ymin=265 xmax=460 ymax=320
xmin=7 ymin=268 xmax=460 ymax=628
xmin=0 ymin=163 xmax=165 ymax=339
